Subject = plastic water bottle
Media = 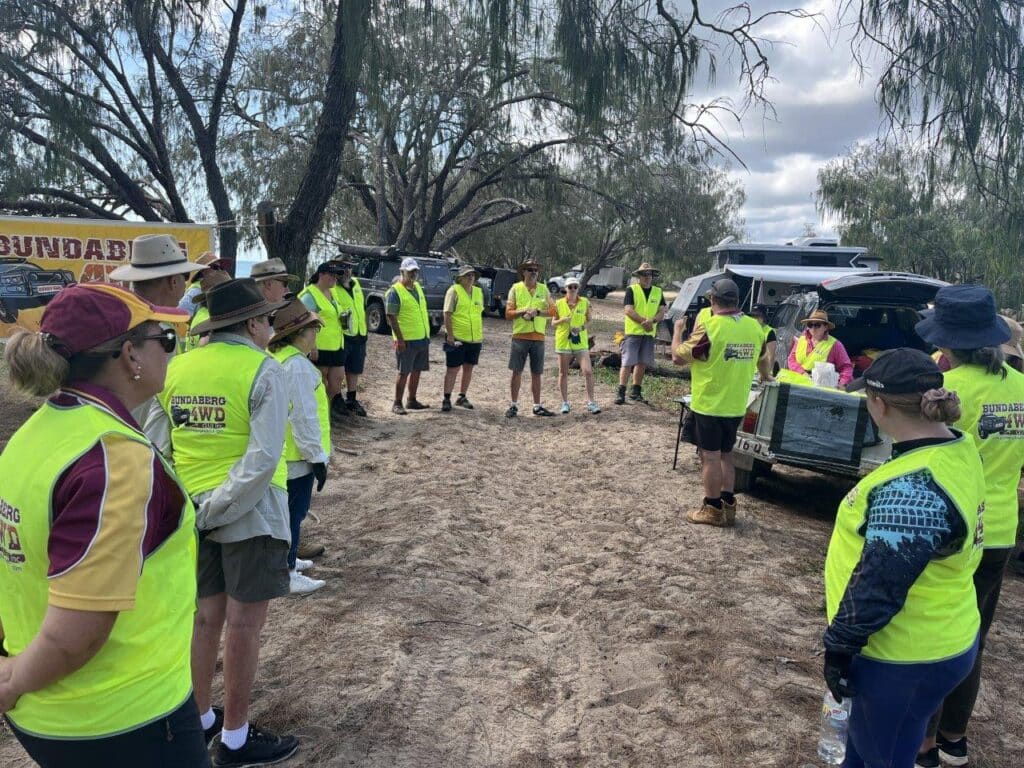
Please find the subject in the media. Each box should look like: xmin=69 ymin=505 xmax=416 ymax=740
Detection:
xmin=817 ymin=689 xmax=852 ymax=764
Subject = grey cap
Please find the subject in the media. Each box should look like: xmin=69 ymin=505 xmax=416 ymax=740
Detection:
xmin=708 ymin=278 xmax=739 ymax=301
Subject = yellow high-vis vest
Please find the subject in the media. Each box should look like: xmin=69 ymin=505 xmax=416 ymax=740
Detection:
xmin=689 ymin=312 xmax=763 ymax=417
xmin=943 ymin=363 xmax=1024 ymax=548
xmin=271 ymin=345 xmax=331 ymax=461
xmin=449 ymin=284 xmax=484 ymax=343
xmin=160 ymin=341 xmax=288 ymax=496
xmin=183 ymin=306 xmax=209 ymax=352
xmin=331 ymin=278 xmax=367 ymax=337
xmin=0 ymin=400 xmax=196 ymax=737
xmin=825 ymin=434 xmax=984 ymax=662
xmin=624 ymin=283 xmax=662 ymax=337
xmin=511 ymin=282 xmax=550 ymax=335
xmin=554 ymin=296 xmax=589 ymax=352
xmin=390 ymin=282 xmax=430 ymax=341
xmin=794 ymin=333 xmax=836 ymax=372
xmin=298 ymin=285 xmax=344 ymax=351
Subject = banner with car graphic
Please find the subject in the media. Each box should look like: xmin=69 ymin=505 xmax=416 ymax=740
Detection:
xmin=0 ymin=216 xmax=214 ymax=339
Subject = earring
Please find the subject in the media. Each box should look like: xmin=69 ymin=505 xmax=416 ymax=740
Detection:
xmin=132 ymin=367 xmax=142 ymax=381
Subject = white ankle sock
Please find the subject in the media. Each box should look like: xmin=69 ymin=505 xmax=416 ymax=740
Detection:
xmin=510 ymin=401 xmax=518 ymax=408
xmin=200 ymin=708 xmax=216 ymax=730
xmin=221 ymin=722 xmax=249 ymax=750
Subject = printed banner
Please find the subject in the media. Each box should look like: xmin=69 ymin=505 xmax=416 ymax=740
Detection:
xmin=0 ymin=216 xmax=215 ymax=339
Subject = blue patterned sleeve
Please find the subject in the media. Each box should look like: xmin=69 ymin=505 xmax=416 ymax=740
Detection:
xmin=823 ymin=469 xmax=967 ymax=655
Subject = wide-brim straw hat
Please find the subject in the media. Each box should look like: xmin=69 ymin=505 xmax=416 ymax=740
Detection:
xmin=191 ymin=278 xmax=289 ymax=335
xmin=269 ymin=299 xmax=323 ymax=345
xmin=108 ymin=234 xmax=205 ymax=282
xmin=1001 ymin=316 xmax=1024 ymax=360
xmin=251 ymin=257 xmax=297 ymax=283
xmin=193 ymin=269 xmax=232 ymax=306
xmin=632 ymin=262 xmax=660 ymax=276
xmin=915 ymin=285 xmax=1010 ymax=350
xmin=801 ymin=309 xmax=835 ymax=330
xmin=456 ymin=265 xmax=479 ymax=279
xmin=517 ymin=259 xmax=542 ymax=276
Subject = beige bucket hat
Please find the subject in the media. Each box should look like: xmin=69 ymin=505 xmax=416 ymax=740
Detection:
xmin=108 ymin=234 xmax=204 ymax=282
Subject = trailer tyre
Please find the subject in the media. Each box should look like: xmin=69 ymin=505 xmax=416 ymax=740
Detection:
xmin=366 ymin=299 xmax=390 ymax=334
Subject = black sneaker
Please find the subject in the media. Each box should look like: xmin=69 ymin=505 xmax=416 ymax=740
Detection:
xmin=204 ymin=706 xmax=224 ymax=747
xmin=505 ymin=404 xmax=518 ymax=418
xmin=455 ymin=394 xmax=474 ymax=409
xmin=406 ymin=399 xmax=431 ymax=410
xmin=614 ymin=389 xmax=627 ymax=405
xmin=212 ymin=725 xmax=299 ymax=767
xmin=937 ymin=734 xmax=969 ymax=767
xmin=914 ymin=747 xmax=940 ymax=768
xmin=346 ymin=399 xmax=367 ymax=417
xmin=533 ymin=405 xmax=555 ymax=417
xmin=441 ymin=398 xmax=452 ymax=412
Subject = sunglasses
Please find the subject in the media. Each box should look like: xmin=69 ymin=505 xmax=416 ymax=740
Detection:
xmin=140 ymin=328 xmax=178 ymax=353
xmin=566 ymin=285 xmax=579 ymax=290
xmin=806 ymin=322 xmax=827 ymax=329
xmin=524 ymin=268 xmax=539 ymax=274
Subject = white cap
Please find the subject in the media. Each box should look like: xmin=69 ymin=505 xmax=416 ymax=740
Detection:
xmin=564 ymin=276 xmax=581 ymax=287
xmin=400 ymin=257 xmax=420 ymax=271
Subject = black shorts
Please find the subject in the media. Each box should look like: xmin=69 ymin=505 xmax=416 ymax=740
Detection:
xmin=444 ymin=341 xmax=482 ymax=367
xmin=693 ymin=413 xmax=743 ymax=453
xmin=197 ymin=535 xmax=290 ymax=603
xmin=315 ymin=347 xmax=346 ymax=368
xmin=343 ymin=336 xmax=367 ymax=374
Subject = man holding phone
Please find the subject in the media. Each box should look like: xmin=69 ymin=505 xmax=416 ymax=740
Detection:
xmin=505 ymin=258 xmax=556 ymax=418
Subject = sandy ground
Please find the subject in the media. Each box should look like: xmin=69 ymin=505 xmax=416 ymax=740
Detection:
xmin=1 ymin=295 xmax=1022 ymax=767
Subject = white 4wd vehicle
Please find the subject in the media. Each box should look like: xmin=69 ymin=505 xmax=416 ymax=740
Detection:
xmin=732 ymin=271 xmax=948 ymax=490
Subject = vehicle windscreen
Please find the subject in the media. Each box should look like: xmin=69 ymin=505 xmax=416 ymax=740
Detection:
xmin=825 ymin=303 xmax=928 ymax=361
xmin=418 ymin=262 xmax=452 ymax=290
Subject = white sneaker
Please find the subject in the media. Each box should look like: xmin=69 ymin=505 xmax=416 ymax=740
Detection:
xmin=294 ymin=558 xmax=314 ymax=572
xmin=289 ymin=570 xmax=325 ymax=595
xmin=586 ymin=400 xmax=601 ymax=414
xmin=560 ymin=402 xmax=571 ymax=414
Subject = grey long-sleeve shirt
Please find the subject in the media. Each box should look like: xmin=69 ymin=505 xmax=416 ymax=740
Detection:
xmin=280 ymin=352 xmax=331 ymax=479
xmin=191 ymin=333 xmax=291 ymax=545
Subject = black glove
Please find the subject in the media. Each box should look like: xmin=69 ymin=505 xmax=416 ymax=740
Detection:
xmin=313 ymin=462 xmax=327 ymax=492
xmin=823 ymin=650 xmax=855 ymax=702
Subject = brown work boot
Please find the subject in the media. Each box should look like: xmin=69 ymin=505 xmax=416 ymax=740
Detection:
xmin=686 ymin=503 xmax=728 ymax=527
xmin=296 ymin=540 xmax=325 ymax=559
xmin=722 ymin=499 xmax=737 ymax=526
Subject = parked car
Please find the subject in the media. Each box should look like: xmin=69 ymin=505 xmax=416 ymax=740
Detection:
xmin=730 ymin=270 xmax=948 ymax=490
xmin=0 ymin=257 xmax=76 ymax=324
xmin=547 ymin=264 xmax=625 ymax=298
xmin=354 ymin=252 xmax=452 ymax=335
xmin=475 ymin=266 xmax=518 ymax=316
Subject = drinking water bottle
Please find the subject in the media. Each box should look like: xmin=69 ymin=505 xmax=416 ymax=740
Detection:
xmin=817 ymin=689 xmax=851 ymax=765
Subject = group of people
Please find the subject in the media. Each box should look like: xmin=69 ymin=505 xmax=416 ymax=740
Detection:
xmin=0 ymin=236 xmax=1020 ymax=768
xmin=672 ymin=276 xmax=1022 ymax=768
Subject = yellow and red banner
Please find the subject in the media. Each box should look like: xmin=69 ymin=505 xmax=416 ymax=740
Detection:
xmin=0 ymin=216 xmax=214 ymax=338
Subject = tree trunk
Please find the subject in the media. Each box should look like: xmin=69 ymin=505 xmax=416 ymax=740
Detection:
xmin=259 ymin=0 xmax=372 ymax=276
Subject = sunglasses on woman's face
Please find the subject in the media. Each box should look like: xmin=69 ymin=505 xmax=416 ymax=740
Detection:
xmin=524 ymin=268 xmax=538 ymax=274
xmin=140 ymin=328 xmax=178 ymax=353
xmin=807 ymin=322 xmax=826 ymax=329
xmin=566 ymin=285 xmax=578 ymax=291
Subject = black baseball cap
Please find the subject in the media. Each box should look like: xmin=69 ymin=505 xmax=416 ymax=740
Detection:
xmin=846 ymin=348 xmax=943 ymax=394
xmin=708 ymin=278 xmax=739 ymax=301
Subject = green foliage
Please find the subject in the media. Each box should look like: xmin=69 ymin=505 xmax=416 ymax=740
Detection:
xmin=817 ymin=141 xmax=1024 ymax=306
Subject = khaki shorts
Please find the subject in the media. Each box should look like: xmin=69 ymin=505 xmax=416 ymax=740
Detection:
xmin=197 ymin=535 xmax=290 ymax=603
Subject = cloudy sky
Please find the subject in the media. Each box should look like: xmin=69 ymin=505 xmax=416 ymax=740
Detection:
xmin=695 ymin=0 xmax=885 ymax=243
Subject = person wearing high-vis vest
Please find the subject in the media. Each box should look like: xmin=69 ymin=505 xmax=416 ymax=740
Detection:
xmin=386 ymin=257 xmax=432 ymax=415
xmin=0 ymin=284 xmax=208 ymax=767
xmin=269 ymin=300 xmax=331 ymax=597
xmin=553 ymin=277 xmax=600 ymax=414
xmin=749 ymin=303 xmax=777 ymax=373
xmin=672 ymin=278 xmax=771 ymax=527
xmin=161 ymin=278 xmax=301 ymax=767
xmin=329 ymin=258 xmax=370 ymax=417
xmin=442 ymin=265 xmax=485 ymax=411
xmin=615 ymin=262 xmax=667 ymax=405
xmin=184 ymin=267 xmax=231 ymax=352
xmin=823 ymin=349 xmax=984 ymax=768
xmin=786 ymin=309 xmax=854 ymax=387
xmin=505 ymin=258 xmax=557 ymax=417
xmin=298 ymin=261 xmax=348 ymax=421
xmin=913 ymin=286 xmax=1024 ymax=768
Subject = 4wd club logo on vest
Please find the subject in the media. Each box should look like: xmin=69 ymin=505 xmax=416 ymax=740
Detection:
xmin=0 ymin=234 xmax=188 ymax=283
xmin=169 ymin=395 xmax=228 ymax=431
xmin=723 ymin=342 xmax=756 ymax=361
xmin=0 ymin=497 xmax=25 ymax=569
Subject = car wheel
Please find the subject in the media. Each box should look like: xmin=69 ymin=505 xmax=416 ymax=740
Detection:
xmin=0 ymin=298 xmax=15 ymax=324
xmin=583 ymin=286 xmax=596 ymax=298
xmin=366 ymin=300 xmax=389 ymax=334
xmin=596 ymin=287 xmax=610 ymax=299
xmin=547 ymin=281 xmax=560 ymax=294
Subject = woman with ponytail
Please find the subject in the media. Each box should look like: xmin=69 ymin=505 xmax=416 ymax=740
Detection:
xmin=0 ymin=284 xmax=209 ymax=767
xmin=823 ymin=348 xmax=985 ymax=768
xmin=912 ymin=286 xmax=1024 ymax=768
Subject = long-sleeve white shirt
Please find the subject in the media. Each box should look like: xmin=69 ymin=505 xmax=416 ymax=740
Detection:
xmin=280 ymin=351 xmax=331 ymax=478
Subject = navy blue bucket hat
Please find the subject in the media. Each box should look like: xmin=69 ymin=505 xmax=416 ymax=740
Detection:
xmin=915 ymin=285 xmax=1010 ymax=350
